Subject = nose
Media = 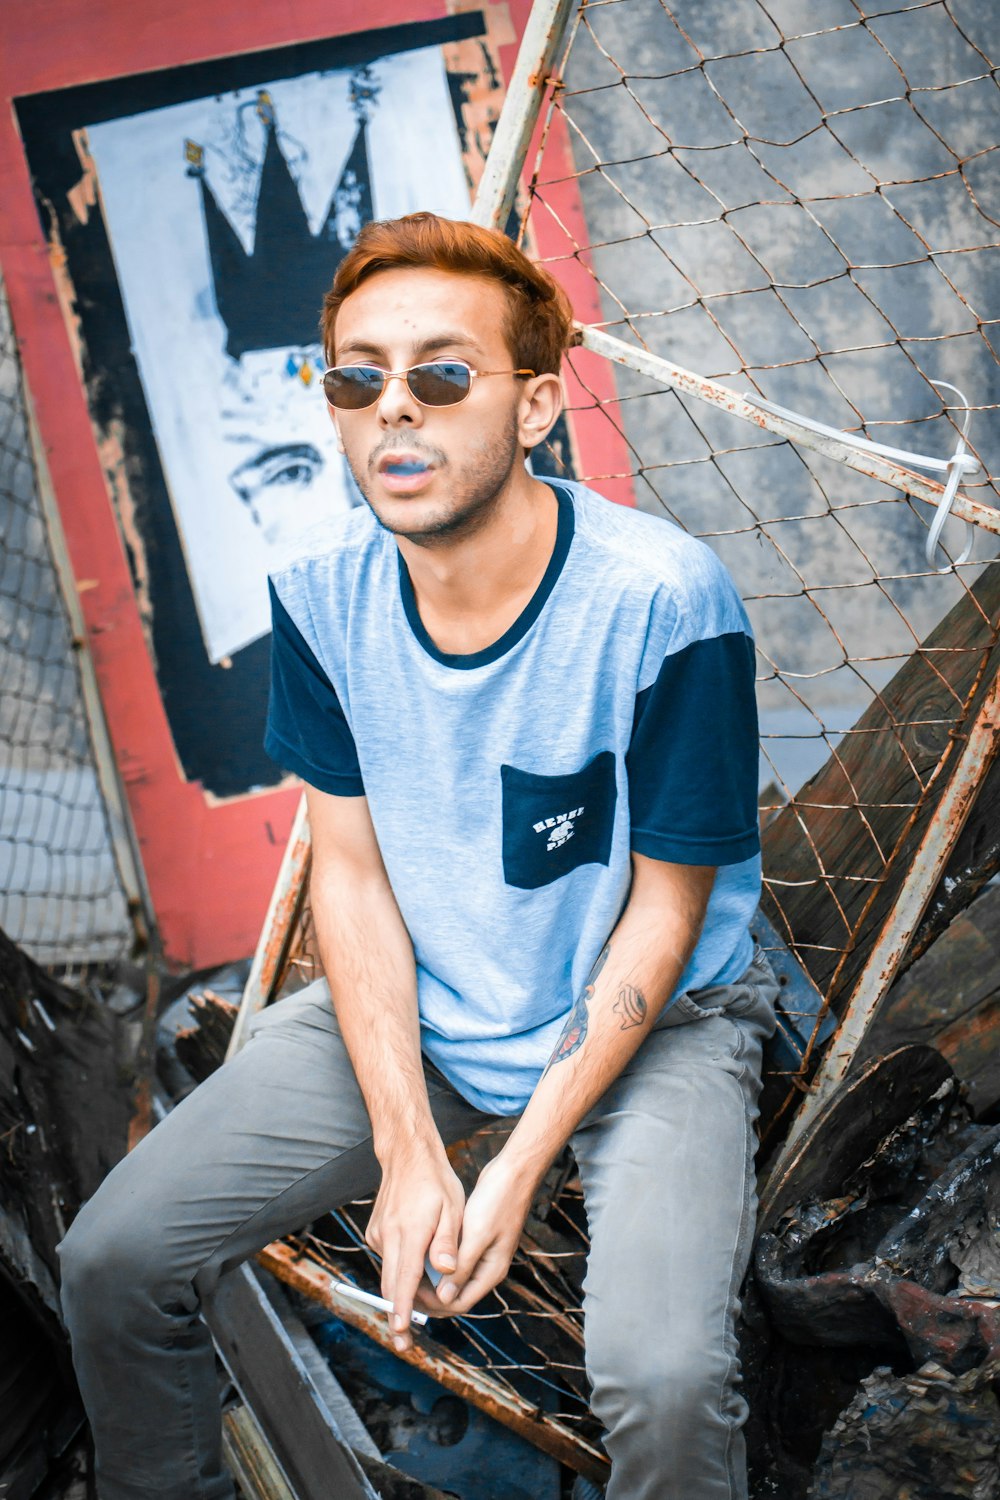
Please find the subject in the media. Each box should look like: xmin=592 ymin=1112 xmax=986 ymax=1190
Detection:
xmin=377 ymin=370 xmax=423 ymax=428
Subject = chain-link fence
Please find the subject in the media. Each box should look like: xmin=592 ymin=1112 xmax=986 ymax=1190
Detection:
xmin=534 ymin=0 xmax=998 ymax=761
xmin=0 ymin=270 xmax=136 ymax=970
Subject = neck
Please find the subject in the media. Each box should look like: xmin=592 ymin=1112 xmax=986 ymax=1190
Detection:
xmin=397 ymin=468 xmax=561 ymax=654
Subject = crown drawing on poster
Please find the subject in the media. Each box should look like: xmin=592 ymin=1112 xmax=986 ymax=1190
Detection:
xmin=186 ymin=73 xmax=379 ymax=361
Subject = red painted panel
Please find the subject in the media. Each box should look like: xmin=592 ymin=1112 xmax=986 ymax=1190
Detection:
xmin=4 ymin=0 xmax=446 ymax=96
xmin=0 ymin=0 xmax=633 ymax=968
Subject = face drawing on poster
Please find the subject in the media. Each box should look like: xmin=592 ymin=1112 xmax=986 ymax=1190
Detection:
xmin=86 ymin=48 xmax=471 ymax=663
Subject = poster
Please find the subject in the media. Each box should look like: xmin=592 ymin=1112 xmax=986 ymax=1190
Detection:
xmin=87 ymin=48 xmax=471 ymax=665
xmin=15 ymin=12 xmax=496 ymax=797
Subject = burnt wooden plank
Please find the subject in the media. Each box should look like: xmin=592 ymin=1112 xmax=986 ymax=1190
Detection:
xmin=205 ymin=1264 xmax=377 ymax=1500
xmin=760 ymin=562 xmax=1000 ymax=1005
xmin=856 ymin=883 xmax=1000 ymax=1117
xmin=758 ymin=1045 xmax=954 ymax=1229
xmin=210 ymin=1266 xmax=457 ymax=1500
xmin=223 ymin=1404 xmax=298 ymax=1500
xmin=0 ymin=925 xmax=137 ymax=1276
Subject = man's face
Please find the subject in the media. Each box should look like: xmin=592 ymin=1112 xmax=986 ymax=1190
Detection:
xmin=330 ymin=267 xmax=530 ymax=544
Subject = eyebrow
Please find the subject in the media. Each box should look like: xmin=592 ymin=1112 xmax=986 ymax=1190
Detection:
xmin=335 ymin=331 xmax=486 ymax=362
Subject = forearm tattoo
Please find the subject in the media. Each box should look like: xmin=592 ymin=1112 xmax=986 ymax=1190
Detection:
xmin=545 ymin=943 xmax=610 ymax=1071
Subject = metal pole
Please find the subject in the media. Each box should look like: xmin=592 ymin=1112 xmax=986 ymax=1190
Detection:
xmin=470 ymin=0 xmax=578 ymax=232
xmin=758 ymin=664 xmax=1000 ymax=1218
xmin=578 ymin=324 xmax=1000 ymax=539
xmin=227 ymin=793 xmax=311 ymax=1058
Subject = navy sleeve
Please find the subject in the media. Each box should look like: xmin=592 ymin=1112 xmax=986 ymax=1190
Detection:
xmin=263 ymin=579 xmax=364 ymax=795
xmin=626 ymin=631 xmax=760 ymax=865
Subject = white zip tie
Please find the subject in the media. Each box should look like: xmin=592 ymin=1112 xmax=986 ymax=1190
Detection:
xmin=744 ymin=384 xmax=980 ymax=572
xmin=922 ymin=381 xmax=976 ymax=573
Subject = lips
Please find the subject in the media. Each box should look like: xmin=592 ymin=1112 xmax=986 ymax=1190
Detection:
xmin=377 ymin=451 xmax=433 ymax=475
xmin=376 ymin=451 xmax=437 ymax=496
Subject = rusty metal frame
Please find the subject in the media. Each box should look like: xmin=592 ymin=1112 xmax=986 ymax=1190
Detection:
xmin=469 ymin=0 xmax=578 ymax=232
xmin=759 ymin=662 xmax=1000 ymax=1218
xmin=578 ymin=324 xmax=1000 ymax=540
xmin=223 ymin=1404 xmax=298 ymax=1500
xmin=258 ymin=1240 xmax=610 ymax=1485
xmin=227 ymin=794 xmax=311 ymax=1058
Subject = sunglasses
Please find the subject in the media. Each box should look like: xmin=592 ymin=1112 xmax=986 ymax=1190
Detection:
xmin=321 ymin=360 xmax=535 ymax=411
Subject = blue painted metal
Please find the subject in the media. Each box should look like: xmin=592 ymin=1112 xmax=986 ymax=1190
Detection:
xmin=752 ymin=907 xmax=837 ymax=1073
xmin=311 ymin=1315 xmax=562 ymax=1500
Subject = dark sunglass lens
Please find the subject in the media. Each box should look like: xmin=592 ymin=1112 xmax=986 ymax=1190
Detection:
xmin=408 ymin=362 xmax=472 ymax=407
xmin=323 ymin=366 xmax=384 ymax=409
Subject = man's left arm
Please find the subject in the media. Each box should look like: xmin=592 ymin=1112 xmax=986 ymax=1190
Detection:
xmin=431 ymin=852 xmax=715 ymax=1315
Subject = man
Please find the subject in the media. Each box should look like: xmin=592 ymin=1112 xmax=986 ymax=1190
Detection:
xmin=60 ymin=213 xmax=777 ymax=1500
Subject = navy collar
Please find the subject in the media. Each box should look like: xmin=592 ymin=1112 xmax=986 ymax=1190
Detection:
xmin=397 ymin=481 xmax=575 ymax=670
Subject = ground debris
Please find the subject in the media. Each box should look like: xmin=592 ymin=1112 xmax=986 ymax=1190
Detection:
xmin=174 ymin=989 xmax=239 ymax=1083
xmin=0 ymin=925 xmax=143 ymax=1498
xmin=808 ymin=1360 xmax=1000 ymax=1499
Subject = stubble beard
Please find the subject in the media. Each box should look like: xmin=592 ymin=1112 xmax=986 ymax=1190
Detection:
xmin=345 ymin=421 xmax=523 ymax=548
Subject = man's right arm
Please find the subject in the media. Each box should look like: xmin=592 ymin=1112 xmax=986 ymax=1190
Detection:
xmin=306 ymin=783 xmax=464 ymax=1349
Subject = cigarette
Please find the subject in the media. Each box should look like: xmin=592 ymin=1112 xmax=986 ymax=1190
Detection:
xmin=331 ymin=1281 xmax=429 ymax=1327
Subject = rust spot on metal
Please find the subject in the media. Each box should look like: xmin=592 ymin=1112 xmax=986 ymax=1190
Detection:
xmin=258 ymin=833 xmax=311 ymax=1001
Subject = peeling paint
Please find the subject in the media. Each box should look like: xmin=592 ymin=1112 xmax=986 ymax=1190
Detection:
xmin=67 ymin=129 xmax=98 ymax=226
xmin=444 ymin=1 xmax=514 ymax=194
xmin=95 ymin=417 xmax=155 ymax=643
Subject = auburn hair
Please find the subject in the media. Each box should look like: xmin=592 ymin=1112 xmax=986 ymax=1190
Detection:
xmin=322 ymin=213 xmax=574 ymax=376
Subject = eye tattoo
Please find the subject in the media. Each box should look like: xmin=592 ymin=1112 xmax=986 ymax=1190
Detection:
xmin=613 ymin=984 xmax=647 ymax=1031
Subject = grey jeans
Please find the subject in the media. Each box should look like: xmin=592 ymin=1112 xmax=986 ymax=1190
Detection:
xmin=59 ymin=949 xmax=777 ymax=1500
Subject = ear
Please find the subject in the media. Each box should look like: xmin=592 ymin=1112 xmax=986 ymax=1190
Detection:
xmin=517 ymin=372 xmax=564 ymax=452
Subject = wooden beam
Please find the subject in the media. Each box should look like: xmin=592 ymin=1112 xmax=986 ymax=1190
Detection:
xmin=908 ymin=752 xmax=1000 ymax=967
xmin=222 ymin=1405 xmax=298 ymax=1500
xmin=759 ymin=563 xmax=1000 ymax=1007
xmin=856 ymin=883 xmax=1000 ymax=1118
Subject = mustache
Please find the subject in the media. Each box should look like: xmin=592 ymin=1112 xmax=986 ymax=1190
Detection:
xmin=367 ymin=438 xmax=447 ymax=472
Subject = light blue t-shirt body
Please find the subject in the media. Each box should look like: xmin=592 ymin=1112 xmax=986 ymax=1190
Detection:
xmin=266 ymin=481 xmax=761 ymax=1114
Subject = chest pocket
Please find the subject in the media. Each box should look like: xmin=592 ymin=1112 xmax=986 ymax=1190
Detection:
xmin=500 ymin=751 xmax=617 ymax=890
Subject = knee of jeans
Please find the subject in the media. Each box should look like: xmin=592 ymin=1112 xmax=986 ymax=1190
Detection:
xmin=59 ymin=1195 xmax=175 ymax=1331
xmin=587 ymin=1318 xmax=736 ymax=1434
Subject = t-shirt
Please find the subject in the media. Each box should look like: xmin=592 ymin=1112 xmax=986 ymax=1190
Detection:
xmin=265 ymin=479 xmax=761 ymax=1114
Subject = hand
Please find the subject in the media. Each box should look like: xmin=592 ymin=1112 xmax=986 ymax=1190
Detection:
xmin=434 ymin=1155 xmax=533 ymax=1316
xmin=366 ymin=1142 xmax=465 ymax=1352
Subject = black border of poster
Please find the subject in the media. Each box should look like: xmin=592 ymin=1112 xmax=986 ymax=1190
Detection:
xmin=16 ymin=13 xmax=485 ymax=799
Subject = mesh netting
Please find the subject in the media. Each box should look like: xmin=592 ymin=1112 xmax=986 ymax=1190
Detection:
xmin=529 ymin=0 xmax=998 ymax=775
xmin=262 ymin=0 xmax=1000 ymax=1471
xmin=0 ymin=271 xmax=135 ymax=969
